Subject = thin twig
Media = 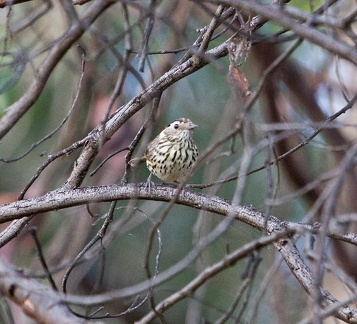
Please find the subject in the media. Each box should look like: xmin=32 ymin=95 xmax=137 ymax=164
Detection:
xmin=29 ymin=227 xmax=58 ymax=292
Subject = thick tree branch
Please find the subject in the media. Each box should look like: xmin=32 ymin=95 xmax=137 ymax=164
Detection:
xmin=0 ymin=0 xmax=113 ymax=139
xmin=0 ymin=184 xmax=356 ymax=322
xmin=0 ymin=261 xmax=87 ymax=323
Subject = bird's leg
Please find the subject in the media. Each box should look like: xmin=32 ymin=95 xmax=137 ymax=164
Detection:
xmin=145 ymin=173 xmax=155 ymax=191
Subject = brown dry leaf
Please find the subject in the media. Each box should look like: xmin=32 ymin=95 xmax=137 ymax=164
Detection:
xmin=228 ymin=63 xmax=251 ymax=100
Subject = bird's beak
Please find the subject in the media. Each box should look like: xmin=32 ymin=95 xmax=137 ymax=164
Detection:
xmin=188 ymin=122 xmax=198 ymax=130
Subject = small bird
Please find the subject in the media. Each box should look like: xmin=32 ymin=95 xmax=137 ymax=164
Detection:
xmin=130 ymin=118 xmax=198 ymax=183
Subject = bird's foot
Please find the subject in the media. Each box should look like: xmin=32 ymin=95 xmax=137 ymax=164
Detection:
xmin=145 ymin=174 xmax=155 ymax=191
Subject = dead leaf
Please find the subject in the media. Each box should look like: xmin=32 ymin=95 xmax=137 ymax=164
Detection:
xmin=228 ymin=63 xmax=251 ymax=100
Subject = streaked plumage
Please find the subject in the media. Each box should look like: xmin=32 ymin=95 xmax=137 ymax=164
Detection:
xmin=132 ymin=118 xmax=198 ymax=182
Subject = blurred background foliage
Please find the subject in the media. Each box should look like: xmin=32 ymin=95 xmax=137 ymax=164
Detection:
xmin=1 ymin=0 xmax=357 ymax=323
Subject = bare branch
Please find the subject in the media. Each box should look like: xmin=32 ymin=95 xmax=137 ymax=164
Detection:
xmin=210 ymin=0 xmax=357 ymax=65
xmin=0 ymin=261 xmax=87 ymax=323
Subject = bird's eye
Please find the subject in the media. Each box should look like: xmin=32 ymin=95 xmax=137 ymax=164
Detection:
xmin=173 ymin=123 xmax=179 ymax=129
